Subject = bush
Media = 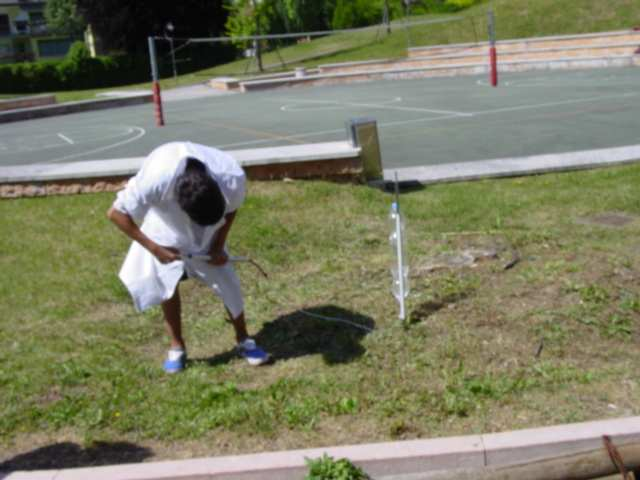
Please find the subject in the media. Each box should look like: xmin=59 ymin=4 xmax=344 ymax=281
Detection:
xmin=305 ymin=454 xmax=369 ymax=480
xmin=0 ymin=51 xmax=149 ymax=94
xmin=332 ymin=0 xmax=382 ymax=29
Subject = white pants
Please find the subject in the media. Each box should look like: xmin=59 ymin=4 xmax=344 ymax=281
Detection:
xmin=119 ymin=241 xmax=244 ymax=318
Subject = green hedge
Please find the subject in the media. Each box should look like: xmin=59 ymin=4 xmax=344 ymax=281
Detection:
xmin=0 ymin=39 xmax=234 ymax=94
xmin=0 ymin=56 xmax=149 ymax=94
xmin=0 ymin=41 xmax=148 ymax=93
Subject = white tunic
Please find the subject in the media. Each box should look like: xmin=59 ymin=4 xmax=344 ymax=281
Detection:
xmin=113 ymin=141 xmax=246 ymax=313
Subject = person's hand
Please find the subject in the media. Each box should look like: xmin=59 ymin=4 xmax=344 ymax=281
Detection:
xmin=151 ymin=244 xmax=181 ymax=264
xmin=208 ymin=250 xmax=228 ymax=266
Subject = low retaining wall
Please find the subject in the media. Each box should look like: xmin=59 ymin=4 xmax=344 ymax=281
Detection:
xmin=0 ymin=93 xmax=152 ymax=124
xmin=0 ymin=141 xmax=364 ymax=199
xmin=0 ymin=94 xmax=56 ymax=112
xmin=4 ymin=417 xmax=640 ymax=480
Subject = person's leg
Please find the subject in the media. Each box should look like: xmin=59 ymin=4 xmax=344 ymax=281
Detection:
xmin=162 ymin=285 xmax=185 ymax=350
xmin=226 ymin=308 xmax=248 ymax=344
xmin=193 ymin=262 xmax=269 ymax=365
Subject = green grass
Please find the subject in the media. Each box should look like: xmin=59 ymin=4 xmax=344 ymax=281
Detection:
xmin=2 ymin=164 xmax=640 ymax=466
xmin=19 ymin=0 xmax=640 ymax=103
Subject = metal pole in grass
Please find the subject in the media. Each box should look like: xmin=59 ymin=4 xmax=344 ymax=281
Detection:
xmin=383 ymin=0 xmax=391 ymax=34
xmin=390 ymin=172 xmax=409 ymax=321
xmin=147 ymin=36 xmax=165 ymax=127
xmin=487 ymin=9 xmax=498 ymax=87
xmin=251 ymin=0 xmax=264 ymax=72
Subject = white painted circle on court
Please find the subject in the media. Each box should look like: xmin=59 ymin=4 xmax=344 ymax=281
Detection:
xmin=0 ymin=125 xmax=145 ymax=162
xmin=279 ymin=96 xmax=404 ymax=112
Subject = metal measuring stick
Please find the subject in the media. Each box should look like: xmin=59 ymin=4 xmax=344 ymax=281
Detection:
xmin=184 ymin=253 xmax=268 ymax=278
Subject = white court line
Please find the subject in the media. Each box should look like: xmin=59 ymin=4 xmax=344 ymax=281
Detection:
xmin=470 ymin=92 xmax=639 ymax=115
xmin=274 ymin=96 xmax=473 ymax=116
xmin=217 ymin=113 xmax=460 ymax=149
xmin=477 ymin=75 xmax=629 ymax=88
xmin=57 ymin=133 xmax=75 ymax=145
xmin=49 ymin=126 xmax=146 ymax=163
xmin=219 ymin=90 xmax=639 ymax=149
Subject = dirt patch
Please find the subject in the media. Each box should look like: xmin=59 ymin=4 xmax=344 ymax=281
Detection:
xmin=577 ymin=212 xmax=637 ymax=227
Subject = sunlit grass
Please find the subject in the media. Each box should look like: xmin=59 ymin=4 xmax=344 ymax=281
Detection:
xmin=2 ymin=164 xmax=640 ymax=461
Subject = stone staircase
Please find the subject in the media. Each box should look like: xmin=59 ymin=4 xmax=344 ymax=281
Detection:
xmin=209 ymin=29 xmax=640 ymax=92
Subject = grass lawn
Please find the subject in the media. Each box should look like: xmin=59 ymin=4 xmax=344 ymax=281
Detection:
xmin=1 ymin=164 xmax=640 ymax=469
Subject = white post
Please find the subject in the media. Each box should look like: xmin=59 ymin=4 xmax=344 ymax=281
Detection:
xmin=391 ymin=171 xmax=408 ymax=322
xmin=395 ymin=204 xmax=406 ymax=320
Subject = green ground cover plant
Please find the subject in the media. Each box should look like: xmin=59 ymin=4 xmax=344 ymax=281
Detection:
xmin=306 ymin=453 xmax=369 ymax=479
xmin=1 ymin=163 xmax=640 ymax=468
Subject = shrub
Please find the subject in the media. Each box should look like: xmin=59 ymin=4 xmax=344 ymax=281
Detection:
xmin=332 ymin=0 xmax=382 ymax=29
xmin=305 ymin=454 xmax=369 ymax=480
xmin=0 ymin=52 xmax=149 ymax=93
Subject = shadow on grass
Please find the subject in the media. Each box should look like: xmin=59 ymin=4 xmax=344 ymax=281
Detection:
xmin=194 ymin=305 xmax=375 ymax=367
xmin=0 ymin=441 xmax=153 ymax=473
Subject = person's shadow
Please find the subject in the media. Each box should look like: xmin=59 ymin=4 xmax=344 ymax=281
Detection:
xmin=0 ymin=441 xmax=153 ymax=474
xmin=194 ymin=305 xmax=375 ymax=367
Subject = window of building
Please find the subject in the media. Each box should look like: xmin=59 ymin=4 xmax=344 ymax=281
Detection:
xmin=29 ymin=11 xmax=44 ymax=24
xmin=38 ymin=38 xmax=72 ymax=57
xmin=0 ymin=15 xmax=10 ymax=36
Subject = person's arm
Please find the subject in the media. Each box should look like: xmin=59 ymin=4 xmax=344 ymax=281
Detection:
xmin=207 ymin=210 xmax=237 ymax=265
xmin=107 ymin=207 xmax=180 ymax=264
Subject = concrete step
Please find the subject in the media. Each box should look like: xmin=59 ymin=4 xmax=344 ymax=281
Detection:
xmin=240 ymin=54 xmax=640 ymax=92
xmin=408 ymin=29 xmax=640 ymax=58
xmin=319 ymin=44 xmax=639 ymax=74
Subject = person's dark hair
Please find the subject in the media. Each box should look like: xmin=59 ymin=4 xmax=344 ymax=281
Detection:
xmin=175 ymin=157 xmax=226 ymax=226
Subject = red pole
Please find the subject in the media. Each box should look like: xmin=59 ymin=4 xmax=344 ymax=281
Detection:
xmin=490 ymin=46 xmax=498 ymax=87
xmin=488 ymin=10 xmax=498 ymax=87
xmin=152 ymin=81 xmax=165 ymax=127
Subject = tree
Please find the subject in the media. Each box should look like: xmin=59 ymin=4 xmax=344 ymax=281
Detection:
xmin=45 ymin=0 xmax=86 ymax=37
xmin=76 ymin=0 xmax=230 ymax=55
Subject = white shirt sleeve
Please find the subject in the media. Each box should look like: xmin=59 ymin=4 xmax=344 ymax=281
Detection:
xmin=112 ymin=153 xmax=174 ymax=222
xmin=224 ymin=172 xmax=246 ymax=213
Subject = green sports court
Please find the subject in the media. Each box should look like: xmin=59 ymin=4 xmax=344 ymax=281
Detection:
xmin=2 ymin=66 xmax=639 ymax=179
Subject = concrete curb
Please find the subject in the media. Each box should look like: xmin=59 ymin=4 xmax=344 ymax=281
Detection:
xmin=239 ymin=54 xmax=638 ymax=91
xmin=0 ymin=142 xmax=360 ymax=184
xmin=0 ymin=94 xmax=56 ymax=112
xmin=384 ymin=144 xmax=640 ymax=184
xmin=4 ymin=417 xmax=640 ymax=480
xmin=0 ymin=94 xmax=152 ymax=124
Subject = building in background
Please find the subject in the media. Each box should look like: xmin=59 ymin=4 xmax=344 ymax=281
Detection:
xmin=0 ymin=0 xmax=74 ymax=63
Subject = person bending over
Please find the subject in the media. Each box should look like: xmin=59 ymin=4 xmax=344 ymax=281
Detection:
xmin=107 ymin=141 xmax=269 ymax=373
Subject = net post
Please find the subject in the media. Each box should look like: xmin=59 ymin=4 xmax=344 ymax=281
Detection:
xmin=147 ymin=36 xmax=165 ymax=127
xmin=487 ymin=10 xmax=498 ymax=87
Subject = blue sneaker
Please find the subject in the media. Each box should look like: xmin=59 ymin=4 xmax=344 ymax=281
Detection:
xmin=237 ymin=338 xmax=270 ymax=366
xmin=163 ymin=348 xmax=186 ymax=374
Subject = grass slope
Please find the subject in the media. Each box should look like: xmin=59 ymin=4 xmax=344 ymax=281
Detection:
xmin=46 ymin=0 xmax=640 ymax=102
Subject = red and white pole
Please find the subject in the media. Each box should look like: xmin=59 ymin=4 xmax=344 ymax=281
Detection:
xmin=152 ymin=81 xmax=165 ymax=127
xmin=148 ymin=37 xmax=165 ymax=126
xmin=488 ymin=10 xmax=498 ymax=87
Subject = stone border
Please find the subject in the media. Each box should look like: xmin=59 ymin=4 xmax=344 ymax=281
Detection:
xmin=4 ymin=417 xmax=639 ymax=480
xmin=0 ymin=94 xmax=56 ymax=112
xmin=0 ymin=93 xmax=152 ymax=124
xmin=384 ymin=144 xmax=640 ymax=185
xmin=0 ymin=141 xmax=363 ymax=198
